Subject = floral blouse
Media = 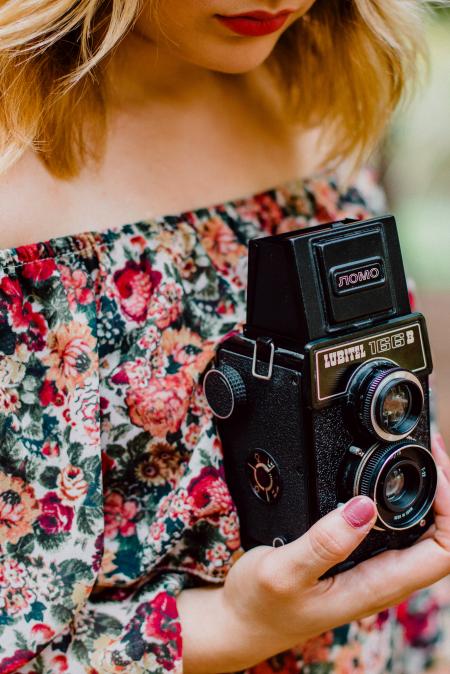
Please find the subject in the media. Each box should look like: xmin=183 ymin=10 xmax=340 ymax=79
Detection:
xmin=0 ymin=168 xmax=448 ymax=674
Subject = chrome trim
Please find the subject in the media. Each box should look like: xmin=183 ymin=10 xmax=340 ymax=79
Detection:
xmin=370 ymin=370 xmax=424 ymax=442
xmin=252 ymin=341 xmax=275 ymax=381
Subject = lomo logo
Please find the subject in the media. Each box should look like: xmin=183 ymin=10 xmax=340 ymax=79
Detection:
xmin=331 ymin=259 xmax=385 ymax=295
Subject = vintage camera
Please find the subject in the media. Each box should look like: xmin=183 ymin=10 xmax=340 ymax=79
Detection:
xmin=203 ymin=215 xmax=437 ymax=574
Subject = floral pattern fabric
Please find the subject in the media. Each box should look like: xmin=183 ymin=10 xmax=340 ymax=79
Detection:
xmin=0 ymin=168 xmax=447 ymax=673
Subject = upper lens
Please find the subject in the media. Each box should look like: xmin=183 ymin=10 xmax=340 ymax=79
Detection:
xmin=347 ymin=361 xmax=424 ymax=441
xmin=380 ymin=383 xmax=413 ymax=432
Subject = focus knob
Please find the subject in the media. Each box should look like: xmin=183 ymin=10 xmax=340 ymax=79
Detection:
xmin=203 ymin=364 xmax=247 ymax=419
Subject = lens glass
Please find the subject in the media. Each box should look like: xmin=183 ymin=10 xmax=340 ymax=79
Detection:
xmin=383 ymin=461 xmax=420 ymax=511
xmin=381 ymin=383 xmax=412 ymax=432
xmin=384 ymin=466 xmax=405 ymax=502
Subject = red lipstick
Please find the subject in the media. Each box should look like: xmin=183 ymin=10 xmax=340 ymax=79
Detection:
xmin=216 ymin=9 xmax=293 ymax=37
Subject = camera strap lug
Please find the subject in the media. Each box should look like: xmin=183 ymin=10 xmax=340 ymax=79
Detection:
xmin=252 ymin=337 xmax=275 ymax=381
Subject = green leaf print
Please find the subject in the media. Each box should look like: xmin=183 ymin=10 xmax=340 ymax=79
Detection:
xmin=77 ymin=505 xmax=103 ymax=535
xmin=39 ymin=466 xmax=60 ymax=489
xmin=24 ymin=600 xmax=46 ymax=623
xmin=6 ymin=533 xmax=35 ymax=558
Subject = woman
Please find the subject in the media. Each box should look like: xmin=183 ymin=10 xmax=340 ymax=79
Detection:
xmin=0 ymin=1 xmax=449 ymax=672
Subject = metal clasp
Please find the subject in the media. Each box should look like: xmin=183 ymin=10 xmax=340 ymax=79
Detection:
xmin=252 ymin=338 xmax=275 ymax=381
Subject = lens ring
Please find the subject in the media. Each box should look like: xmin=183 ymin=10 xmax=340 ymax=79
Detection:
xmin=347 ymin=360 xmax=424 ymax=441
xmin=354 ymin=442 xmax=437 ymax=531
xmin=371 ymin=371 xmax=424 ymax=441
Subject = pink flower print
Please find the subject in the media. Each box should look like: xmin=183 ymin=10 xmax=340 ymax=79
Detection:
xmin=126 ymin=371 xmax=193 ymax=437
xmin=57 ymin=465 xmax=88 ymax=504
xmin=104 ymin=492 xmax=138 ymax=539
xmin=43 ymin=321 xmax=97 ymax=392
xmin=148 ymin=281 xmax=183 ymax=330
xmin=0 ymin=560 xmax=26 ymax=590
xmin=0 ymin=473 xmax=40 ymax=545
xmin=58 ymin=266 xmax=94 ymax=308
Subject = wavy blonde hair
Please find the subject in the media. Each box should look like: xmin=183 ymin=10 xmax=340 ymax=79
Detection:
xmin=0 ymin=0 xmax=442 ymax=178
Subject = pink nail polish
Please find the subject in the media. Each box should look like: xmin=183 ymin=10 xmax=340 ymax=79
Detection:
xmin=343 ymin=497 xmax=376 ymax=528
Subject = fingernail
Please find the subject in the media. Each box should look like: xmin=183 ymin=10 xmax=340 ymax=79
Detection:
xmin=342 ymin=496 xmax=376 ymax=528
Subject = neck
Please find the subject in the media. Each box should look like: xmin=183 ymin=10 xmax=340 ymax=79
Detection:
xmin=105 ymin=30 xmax=238 ymax=108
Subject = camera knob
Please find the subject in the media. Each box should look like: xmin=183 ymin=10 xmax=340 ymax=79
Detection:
xmin=203 ymin=364 xmax=247 ymax=419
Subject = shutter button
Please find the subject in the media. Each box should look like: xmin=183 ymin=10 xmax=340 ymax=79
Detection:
xmin=203 ymin=364 xmax=247 ymax=419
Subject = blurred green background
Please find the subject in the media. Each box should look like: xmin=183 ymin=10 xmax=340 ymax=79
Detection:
xmin=382 ymin=7 xmax=450 ymax=289
xmin=381 ymin=6 xmax=450 ymax=447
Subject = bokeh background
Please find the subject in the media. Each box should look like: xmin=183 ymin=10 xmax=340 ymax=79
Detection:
xmin=379 ymin=6 xmax=450 ymax=447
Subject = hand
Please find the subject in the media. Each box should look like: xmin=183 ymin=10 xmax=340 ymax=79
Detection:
xmin=179 ymin=438 xmax=450 ymax=674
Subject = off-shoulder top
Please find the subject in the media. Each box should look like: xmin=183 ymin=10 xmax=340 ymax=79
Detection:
xmin=0 ymin=168 xmax=447 ymax=674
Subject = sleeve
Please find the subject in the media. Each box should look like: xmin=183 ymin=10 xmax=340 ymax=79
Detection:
xmin=0 ymin=246 xmax=103 ymax=671
xmin=0 ymin=239 xmax=193 ymax=674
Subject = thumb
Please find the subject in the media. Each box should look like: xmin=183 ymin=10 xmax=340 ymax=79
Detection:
xmin=275 ymin=496 xmax=377 ymax=585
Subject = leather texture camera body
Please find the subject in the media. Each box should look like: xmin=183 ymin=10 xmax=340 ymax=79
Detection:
xmin=204 ymin=216 xmax=437 ymax=574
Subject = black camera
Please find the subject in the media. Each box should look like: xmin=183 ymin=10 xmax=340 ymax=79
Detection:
xmin=204 ymin=215 xmax=437 ymax=574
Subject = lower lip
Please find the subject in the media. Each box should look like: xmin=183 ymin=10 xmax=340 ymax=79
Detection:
xmin=216 ymin=13 xmax=291 ymax=37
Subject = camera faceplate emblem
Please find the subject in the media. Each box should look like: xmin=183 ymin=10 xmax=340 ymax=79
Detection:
xmin=247 ymin=449 xmax=281 ymax=504
xmin=331 ymin=258 xmax=385 ymax=296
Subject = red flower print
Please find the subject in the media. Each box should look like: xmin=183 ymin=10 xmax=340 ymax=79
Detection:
xmin=31 ymin=623 xmax=55 ymax=644
xmin=104 ymin=492 xmax=138 ymax=539
xmin=126 ymin=371 xmax=193 ymax=437
xmin=0 ymin=473 xmax=40 ymax=544
xmin=0 ymin=278 xmax=48 ymax=351
xmin=21 ymin=259 xmax=56 ymax=283
xmin=37 ymin=492 xmax=74 ymax=535
xmin=39 ymin=380 xmax=65 ymax=407
xmin=41 ymin=441 xmax=60 ymax=458
xmin=142 ymin=592 xmax=181 ymax=647
xmin=114 ymin=256 xmax=162 ymax=322
xmin=0 ymin=649 xmax=35 ymax=673
xmin=188 ymin=466 xmax=233 ymax=520
xmin=51 ymin=655 xmax=69 ymax=672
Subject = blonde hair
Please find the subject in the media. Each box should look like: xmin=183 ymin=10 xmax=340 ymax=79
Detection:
xmin=0 ymin=0 xmax=442 ymax=178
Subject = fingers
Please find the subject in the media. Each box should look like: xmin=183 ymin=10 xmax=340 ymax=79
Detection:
xmin=433 ymin=432 xmax=450 ymax=481
xmin=265 ymin=497 xmax=377 ymax=587
xmin=327 ymin=528 xmax=450 ymax=626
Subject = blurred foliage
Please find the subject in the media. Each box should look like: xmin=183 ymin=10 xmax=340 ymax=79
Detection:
xmin=382 ymin=8 xmax=450 ymax=289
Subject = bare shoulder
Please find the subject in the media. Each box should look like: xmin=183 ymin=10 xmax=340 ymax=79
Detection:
xmin=0 ymin=153 xmax=64 ymax=250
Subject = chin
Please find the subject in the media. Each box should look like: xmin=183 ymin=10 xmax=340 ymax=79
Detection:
xmin=188 ymin=41 xmax=279 ymax=75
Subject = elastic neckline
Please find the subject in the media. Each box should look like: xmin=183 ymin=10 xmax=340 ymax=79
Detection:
xmin=0 ymin=169 xmax=338 ymax=269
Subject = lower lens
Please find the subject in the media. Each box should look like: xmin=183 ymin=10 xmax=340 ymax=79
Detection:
xmin=353 ymin=442 xmax=437 ymax=530
xmin=383 ymin=461 xmax=422 ymax=511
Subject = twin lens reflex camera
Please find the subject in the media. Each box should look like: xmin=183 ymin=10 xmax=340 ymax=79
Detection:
xmin=203 ymin=215 xmax=437 ymax=574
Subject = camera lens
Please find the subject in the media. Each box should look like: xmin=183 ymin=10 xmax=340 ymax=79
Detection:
xmin=381 ymin=384 xmax=412 ymax=432
xmin=348 ymin=361 xmax=424 ymax=441
xmin=352 ymin=441 xmax=437 ymax=530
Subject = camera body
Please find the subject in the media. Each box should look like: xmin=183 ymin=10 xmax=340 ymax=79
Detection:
xmin=204 ymin=215 xmax=437 ymax=574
